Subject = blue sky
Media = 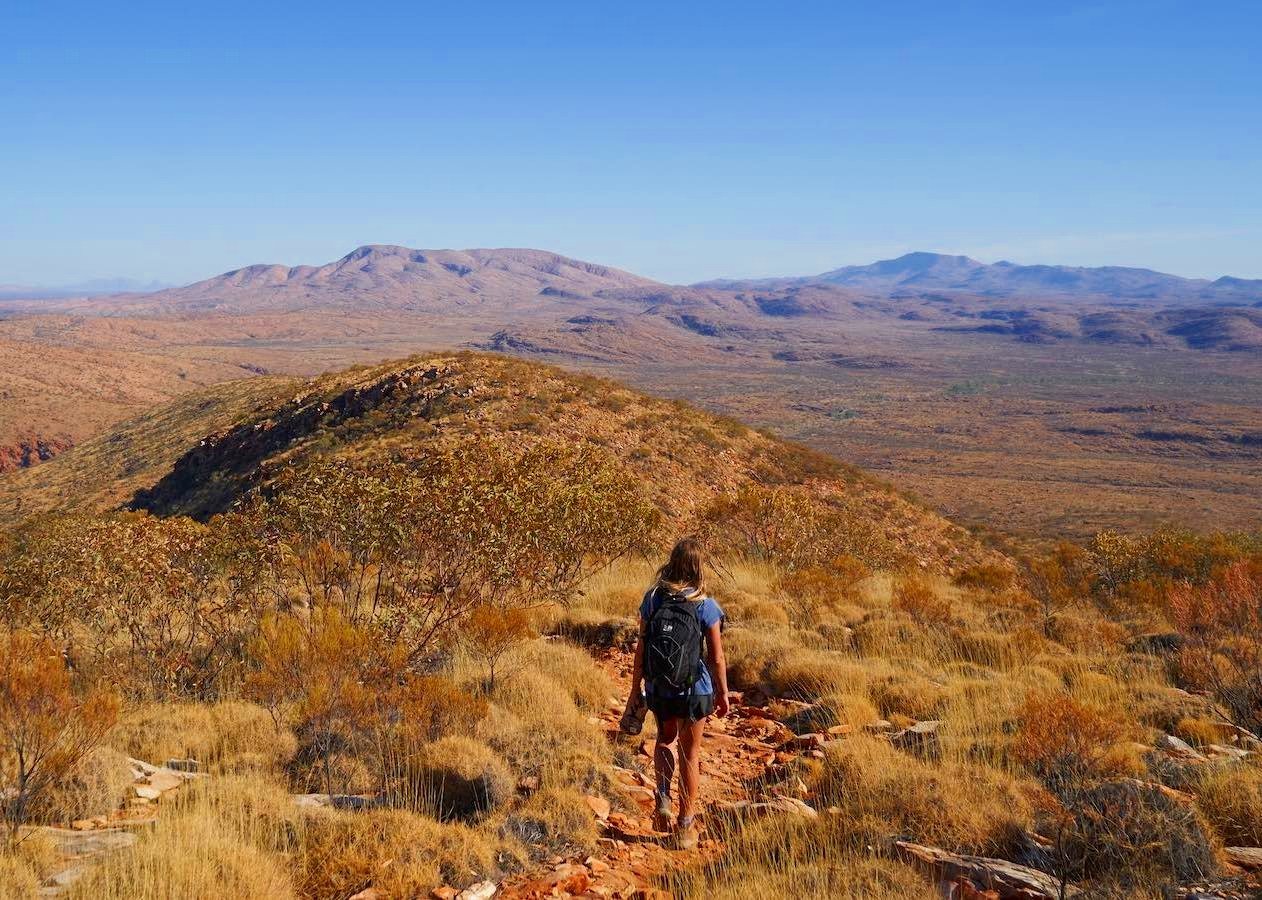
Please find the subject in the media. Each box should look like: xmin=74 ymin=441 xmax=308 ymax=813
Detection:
xmin=2 ymin=1 xmax=1259 ymax=286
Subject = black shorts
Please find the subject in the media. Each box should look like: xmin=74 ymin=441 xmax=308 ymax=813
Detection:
xmin=647 ymin=692 xmax=714 ymax=723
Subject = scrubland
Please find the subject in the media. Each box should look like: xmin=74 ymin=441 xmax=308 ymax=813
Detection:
xmin=1 ymin=354 xmax=1261 ymax=898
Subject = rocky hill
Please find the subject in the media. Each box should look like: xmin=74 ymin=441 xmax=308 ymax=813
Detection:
xmin=50 ymin=246 xmax=661 ymax=315
xmin=3 ymin=352 xmax=1001 ymax=575
xmin=706 ymin=251 xmax=1262 ymax=307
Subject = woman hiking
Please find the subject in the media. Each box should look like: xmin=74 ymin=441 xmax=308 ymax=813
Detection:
xmin=625 ymin=537 xmax=729 ymax=850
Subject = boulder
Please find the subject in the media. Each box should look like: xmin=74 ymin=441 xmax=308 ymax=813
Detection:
xmin=891 ymin=720 xmax=943 ymax=757
xmin=126 ymin=758 xmax=157 ymax=777
xmin=144 ymin=767 xmax=194 ymax=794
xmin=782 ymin=732 xmax=827 ymax=753
xmin=1225 ymin=847 xmax=1262 ymax=870
xmin=895 ymin=840 xmax=1077 ymax=899
xmin=1121 ymin=778 xmax=1196 ymax=805
xmin=1158 ymin=733 xmax=1206 ymax=761
xmin=949 ymin=878 xmax=1001 ymax=900
xmin=741 ymin=684 xmax=773 ymax=708
xmin=132 ymin=784 xmax=162 ymax=802
xmin=1205 ymin=744 xmax=1250 ymax=762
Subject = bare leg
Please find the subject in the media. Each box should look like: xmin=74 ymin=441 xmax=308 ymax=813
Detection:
xmin=676 ymin=717 xmax=705 ymax=824
xmin=653 ymin=715 xmax=679 ymax=825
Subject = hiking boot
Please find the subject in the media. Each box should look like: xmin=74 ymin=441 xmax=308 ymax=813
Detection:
xmin=652 ymin=793 xmax=672 ymax=833
xmin=674 ymin=818 xmax=699 ymax=850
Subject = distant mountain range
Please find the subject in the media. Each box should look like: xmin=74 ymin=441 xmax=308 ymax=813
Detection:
xmin=0 ymin=277 xmax=172 ymax=301
xmin=53 ymin=246 xmax=657 ymax=315
xmin=700 ymin=251 xmax=1262 ymax=306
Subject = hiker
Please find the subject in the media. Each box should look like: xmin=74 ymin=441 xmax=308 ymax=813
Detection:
xmin=625 ymin=537 xmax=729 ymax=850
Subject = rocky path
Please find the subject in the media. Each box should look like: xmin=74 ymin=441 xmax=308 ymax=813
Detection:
xmin=495 ymin=648 xmax=821 ymax=900
xmin=492 ymin=647 xmax=1262 ymax=900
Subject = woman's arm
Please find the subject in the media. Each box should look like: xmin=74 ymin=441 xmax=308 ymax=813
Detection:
xmin=629 ymin=616 xmax=648 ymax=698
xmin=706 ymin=621 xmax=730 ymax=717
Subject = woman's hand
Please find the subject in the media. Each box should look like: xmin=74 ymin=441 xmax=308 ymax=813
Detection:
xmin=714 ymin=692 xmax=731 ymax=718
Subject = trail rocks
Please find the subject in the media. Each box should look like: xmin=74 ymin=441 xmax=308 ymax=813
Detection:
xmin=584 ymin=795 xmax=612 ymax=821
xmin=710 ymin=796 xmax=819 ymax=829
xmin=457 ymin=881 xmax=498 ymax=900
xmin=895 ymin=840 xmax=1078 ymax=899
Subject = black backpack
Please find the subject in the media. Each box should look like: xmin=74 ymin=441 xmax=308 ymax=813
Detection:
xmin=644 ymin=586 xmax=706 ymax=694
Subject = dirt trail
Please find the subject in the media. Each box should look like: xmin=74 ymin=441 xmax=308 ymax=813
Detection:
xmin=498 ymin=648 xmax=813 ymax=899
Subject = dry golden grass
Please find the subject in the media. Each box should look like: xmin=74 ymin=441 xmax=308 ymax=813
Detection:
xmin=1174 ymin=716 xmax=1234 ymax=748
xmin=1195 ymin=762 xmax=1262 ymax=846
xmin=30 ymin=746 xmax=134 ymax=825
xmin=670 ymin=816 xmax=935 ymax=899
xmin=109 ymin=701 xmax=297 ymax=774
xmin=297 ymin=808 xmax=508 ymax=898
xmin=0 ymin=832 xmax=56 ymax=900
xmin=812 ymin=736 xmax=1038 ymax=857
xmin=395 ymin=737 xmax=513 ymax=823
xmin=66 ymin=777 xmax=299 ymax=900
xmin=0 ymin=853 xmax=40 ymax=900
xmin=502 ymin=786 xmax=598 ymax=856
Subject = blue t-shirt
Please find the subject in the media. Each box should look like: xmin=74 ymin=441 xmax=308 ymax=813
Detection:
xmin=640 ymin=587 xmax=724 ymax=697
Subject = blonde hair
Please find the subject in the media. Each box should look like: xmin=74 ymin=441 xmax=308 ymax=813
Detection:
xmin=655 ymin=537 xmax=706 ymax=595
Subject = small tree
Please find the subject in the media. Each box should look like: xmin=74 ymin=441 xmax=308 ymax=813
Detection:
xmin=1169 ymin=559 xmax=1262 ymax=736
xmin=0 ymin=631 xmax=118 ymax=837
xmin=461 ymin=604 xmax=534 ymax=689
xmin=257 ymin=439 xmax=657 ymax=665
xmin=245 ymin=607 xmax=395 ymax=796
xmin=1022 ymin=542 xmax=1091 ymax=638
xmin=892 ymin=577 xmax=953 ymax=627
xmin=1014 ymin=692 xmax=1124 ymax=899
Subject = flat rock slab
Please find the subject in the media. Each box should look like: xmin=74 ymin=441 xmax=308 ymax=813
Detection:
xmin=292 ymin=793 xmax=378 ymax=811
xmin=895 ymin=840 xmax=1077 ymax=899
xmin=1226 ymin=847 xmax=1262 ymax=870
xmin=42 ymin=827 xmax=138 ymax=858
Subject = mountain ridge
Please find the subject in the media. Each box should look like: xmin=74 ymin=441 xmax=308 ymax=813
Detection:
xmin=700 ymin=251 xmax=1262 ymax=305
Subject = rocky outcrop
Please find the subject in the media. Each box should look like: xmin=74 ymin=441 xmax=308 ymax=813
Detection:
xmin=131 ymin=363 xmax=469 ymax=519
xmin=0 ymin=435 xmax=73 ymax=472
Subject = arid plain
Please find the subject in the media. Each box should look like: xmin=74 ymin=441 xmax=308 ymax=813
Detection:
xmin=2 ymin=245 xmax=1259 ymax=538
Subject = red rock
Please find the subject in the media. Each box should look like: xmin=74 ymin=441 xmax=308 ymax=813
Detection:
xmin=949 ymin=878 xmax=1001 ymax=900
xmin=585 ymin=795 xmax=612 ymax=820
xmin=782 ymin=732 xmax=827 ymax=752
xmin=431 ymin=889 xmax=459 ymax=900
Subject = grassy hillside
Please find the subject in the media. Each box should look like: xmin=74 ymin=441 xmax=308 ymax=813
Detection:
xmin=2 ymin=352 xmax=1260 ymax=899
xmin=9 ymin=351 xmax=999 ymax=575
xmin=0 ymin=375 xmax=293 ymax=527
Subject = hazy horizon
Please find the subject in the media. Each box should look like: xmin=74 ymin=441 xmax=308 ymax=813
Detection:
xmin=8 ymin=244 xmax=1262 ymax=297
xmin=3 ymin=1 xmax=1259 ymax=286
